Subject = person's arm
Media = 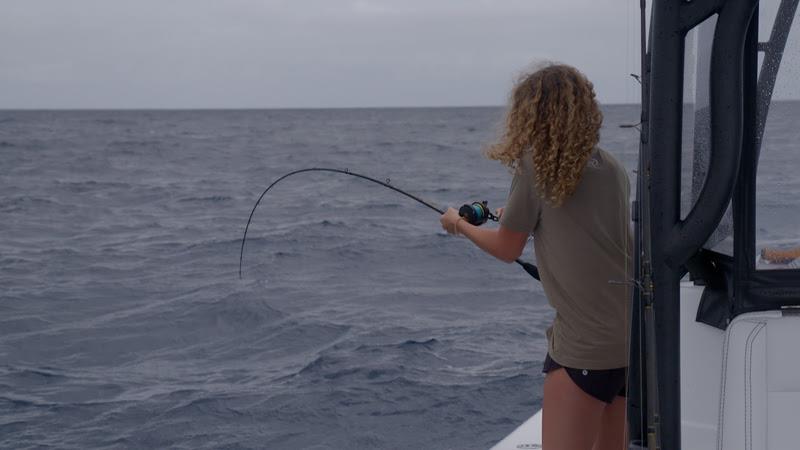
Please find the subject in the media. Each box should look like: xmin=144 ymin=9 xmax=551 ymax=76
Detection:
xmin=762 ymin=246 xmax=800 ymax=264
xmin=440 ymin=207 xmax=528 ymax=263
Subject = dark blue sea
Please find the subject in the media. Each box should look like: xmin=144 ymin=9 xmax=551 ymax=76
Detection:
xmin=1 ymin=105 xmax=798 ymax=449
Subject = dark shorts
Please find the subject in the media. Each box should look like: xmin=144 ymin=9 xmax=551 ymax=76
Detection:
xmin=542 ymin=353 xmax=627 ymax=404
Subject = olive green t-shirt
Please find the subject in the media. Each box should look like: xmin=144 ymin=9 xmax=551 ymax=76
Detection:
xmin=500 ymin=148 xmax=631 ymax=370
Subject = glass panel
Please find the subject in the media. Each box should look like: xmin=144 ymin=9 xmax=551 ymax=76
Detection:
xmin=684 ymin=15 xmax=736 ymax=254
xmin=681 ymin=18 xmax=700 ymax=221
xmin=756 ymin=0 xmax=800 ymax=269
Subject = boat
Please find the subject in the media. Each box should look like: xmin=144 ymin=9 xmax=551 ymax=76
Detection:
xmin=492 ymin=0 xmax=800 ymax=448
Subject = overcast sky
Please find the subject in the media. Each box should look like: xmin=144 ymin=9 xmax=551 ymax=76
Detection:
xmin=0 ymin=0 xmax=796 ymax=109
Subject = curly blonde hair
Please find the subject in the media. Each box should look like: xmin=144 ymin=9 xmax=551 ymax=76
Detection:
xmin=485 ymin=64 xmax=603 ymax=206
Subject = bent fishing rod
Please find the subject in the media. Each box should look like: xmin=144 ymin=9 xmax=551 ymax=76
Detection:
xmin=238 ymin=167 xmax=540 ymax=281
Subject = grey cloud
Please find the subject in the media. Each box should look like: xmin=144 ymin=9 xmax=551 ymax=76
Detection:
xmin=4 ymin=0 xmax=794 ymax=108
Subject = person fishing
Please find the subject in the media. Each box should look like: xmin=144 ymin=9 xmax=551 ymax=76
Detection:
xmin=439 ymin=63 xmax=632 ymax=450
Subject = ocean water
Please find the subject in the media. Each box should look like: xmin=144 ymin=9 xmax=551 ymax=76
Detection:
xmin=0 ymin=105 xmax=796 ymax=449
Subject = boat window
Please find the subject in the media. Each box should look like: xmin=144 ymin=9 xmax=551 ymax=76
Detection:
xmin=685 ymin=14 xmax=736 ymax=255
xmin=755 ymin=0 xmax=800 ymax=270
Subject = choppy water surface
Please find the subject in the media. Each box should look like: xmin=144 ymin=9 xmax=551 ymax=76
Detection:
xmin=1 ymin=105 xmax=797 ymax=449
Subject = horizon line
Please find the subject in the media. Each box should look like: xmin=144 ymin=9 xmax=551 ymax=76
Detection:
xmin=0 ymin=102 xmax=645 ymax=112
xmin=6 ymin=99 xmax=800 ymax=112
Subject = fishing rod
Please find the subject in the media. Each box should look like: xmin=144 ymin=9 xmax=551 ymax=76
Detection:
xmin=238 ymin=167 xmax=540 ymax=281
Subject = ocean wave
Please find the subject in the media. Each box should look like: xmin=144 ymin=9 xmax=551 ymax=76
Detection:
xmin=0 ymin=396 xmax=47 ymax=408
xmin=354 ymin=338 xmax=439 ymax=353
xmin=174 ymin=291 xmax=285 ymax=331
xmin=158 ymin=395 xmax=248 ymax=420
xmin=177 ymin=195 xmax=233 ymax=203
xmin=261 ymin=320 xmax=351 ymax=352
xmin=320 ymin=219 xmax=347 ymax=227
xmin=147 ymin=388 xmax=206 ymax=402
xmin=327 ymin=246 xmax=371 ymax=259
xmin=0 ymin=366 xmax=69 ymax=383
xmin=53 ymin=179 xmax=132 ymax=193
xmin=0 ymin=420 xmax=27 ymax=435
xmin=368 ymin=407 xmax=431 ymax=417
xmin=290 ymin=336 xmax=444 ymax=384
xmin=184 ymin=236 xmax=310 ymax=257
xmin=0 ymin=316 xmax=53 ymax=336
xmin=0 ymin=195 xmax=58 ymax=212
xmin=185 ymin=237 xmax=253 ymax=251
xmin=243 ymin=220 xmax=353 ymax=240
xmin=320 ymin=201 xmax=406 ymax=211
xmin=369 ymin=140 xmax=456 ymax=152
xmin=297 ymin=354 xmax=342 ymax=376
xmin=368 ymin=371 xmax=540 ymax=392
xmin=108 ymin=139 xmax=162 ymax=148
xmin=0 ymin=256 xmax=34 ymax=266
xmin=369 ymin=375 xmax=424 ymax=387
xmin=399 ymin=338 xmax=438 ymax=348
xmin=32 ymin=247 xmax=83 ymax=258
xmin=296 ymin=356 xmax=403 ymax=382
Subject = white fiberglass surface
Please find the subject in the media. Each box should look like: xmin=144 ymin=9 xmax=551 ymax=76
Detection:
xmin=680 ymin=283 xmax=726 ymax=449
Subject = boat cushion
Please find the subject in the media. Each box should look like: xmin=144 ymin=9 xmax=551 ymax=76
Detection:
xmin=717 ymin=311 xmax=800 ymax=450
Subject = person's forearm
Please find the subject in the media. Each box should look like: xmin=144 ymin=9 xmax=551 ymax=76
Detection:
xmin=454 ymin=220 xmax=520 ymax=263
xmin=762 ymin=246 xmax=800 ymax=263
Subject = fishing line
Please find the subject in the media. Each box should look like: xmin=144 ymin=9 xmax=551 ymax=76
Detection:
xmin=238 ymin=167 xmax=540 ymax=281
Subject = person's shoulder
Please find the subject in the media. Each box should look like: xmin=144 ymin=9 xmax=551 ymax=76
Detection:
xmin=593 ymin=147 xmax=631 ymax=190
xmin=593 ymin=147 xmax=625 ymax=173
xmin=593 ymin=147 xmax=616 ymax=164
xmin=514 ymin=152 xmax=537 ymax=180
xmin=512 ymin=153 xmax=540 ymax=195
